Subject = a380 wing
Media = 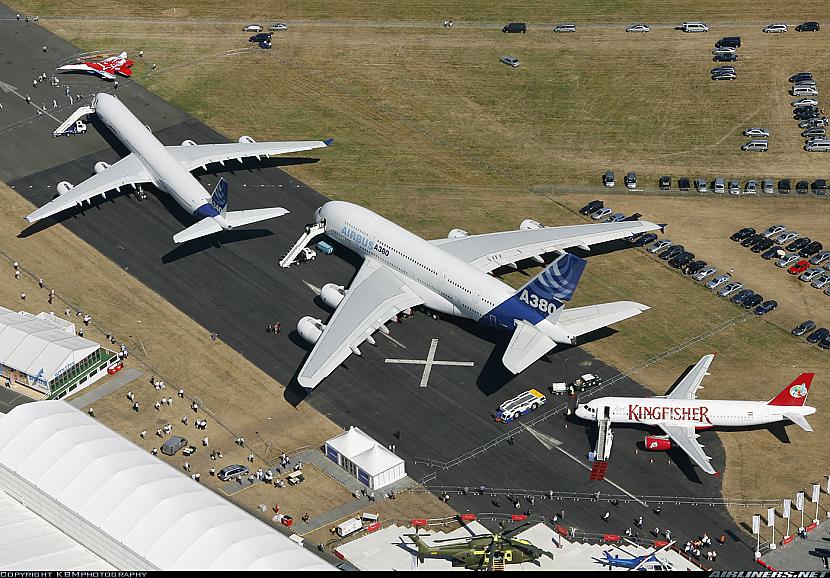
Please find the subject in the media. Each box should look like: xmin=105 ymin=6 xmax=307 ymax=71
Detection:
xmin=430 ymin=221 xmax=662 ymax=273
xmin=658 ymin=423 xmax=717 ymax=475
xmin=25 ymin=154 xmax=150 ymax=223
xmin=297 ymin=258 xmax=424 ymax=391
xmin=166 ymin=140 xmax=332 ymax=171
xmin=665 ymin=353 xmax=715 ymax=400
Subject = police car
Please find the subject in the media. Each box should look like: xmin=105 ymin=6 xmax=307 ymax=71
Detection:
xmin=494 ymin=389 xmax=547 ymax=423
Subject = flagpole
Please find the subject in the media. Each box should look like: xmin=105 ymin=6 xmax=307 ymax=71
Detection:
xmin=815 ymin=485 xmax=821 ymax=524
xmin=770 ymin=511 xmax=776 ymax=550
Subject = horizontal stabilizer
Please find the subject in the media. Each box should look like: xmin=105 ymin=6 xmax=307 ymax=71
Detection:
xmin=556 ymin=301 xmax=650 ymax=338
xmin=783 ymin=413 xmax=813 ymax=432
xmin=502 ymin=319 xmax=556 ymax=374
xmin=173 ymin=216 xmax=222 ymax=243
xmin=173 ymin=207 xmax=289 ymax=243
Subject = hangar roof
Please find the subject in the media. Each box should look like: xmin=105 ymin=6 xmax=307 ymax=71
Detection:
xmin=0 ymin=401 xmax=333 ymax=571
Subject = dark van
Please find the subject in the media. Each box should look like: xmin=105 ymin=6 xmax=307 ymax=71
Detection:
xmin=249 ymin=32 xmax=272 ymax=43
xmin=502 ymin=22 xmax=527 ymax=33
xmin=715 ymin=36 xmax=741 ymax=48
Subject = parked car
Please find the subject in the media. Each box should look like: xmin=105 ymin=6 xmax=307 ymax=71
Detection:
xmin=741 ymin=233 xmax=765 ymax=248
xmin=713 ymin=177 xmax=726 ymax=194
xmin=744 ymin=128 xmax=770 ymax=138
xmin=579 ymin=199 xmax=604 ymax=215
xmin=791 ymin=86 xmax=819 ymax=96
xmin=792 ymin=320 xmax=816 ymax=336
xmin=792 ymin=97 xmax=819 ymax=107
xmin=796 ymin=181 xmax=810 ymax=194
xmin=809 ymin=250 xmax=830 ymax=265
xmin=811 ymin=273 xmax=830 ymax=289
xmin=669 ymin=251 xmax=695 ymax=268
xmin=716 ymin=36 xmax=741 ymax=47
xmin=805 ymin=140 xmax=830 ymax=152
xmin=693 ymin=266 xmax=717 ymax=281
xmin=712 ymin=71 xmax=738 ymax=81
xmin=778 ymin=179 xmax=792 ymax=194
xmin=775 ymin=253 xmax=800 ymax=268
xmin=806 ymin=327 xmax=830 ymax=344
xmin=763 ymin=23 xmax=788 ymax=33
xmin=718 ymin=282 xmax=744 ymax=297
xmin=500 ymin=56 xmax=520 ymax=67
xmin=800 ymin=267 xmax=824 ymax=282
xmin=677 ymin=177 xmax=691 ymax=191
xmin=624 ymin=171 xmax=637 ymax=189
xmin=659 ymin=244 xmax=685 ymax=260
xmin=218 ymin=464 xmax=249 ymax=481
xmin=647 ymin=239 xmax=673 ymax=254
xmin=713 ymin=53 xmax=738 ymax=62
xmin=761 ymin=224 xmax=786 ymax=238
xmin=694 ymin=178 xmax=708 ymax=192
xmin=786 ymin=237 xmax=811 ymax=252
xmin=626 ymin=24 xmax=651 ymax=33
xmin=731 ymin=289 xmax=754 ymax=304
xmin=776 ymin=231 xmax=799 ymax=244
xmin=795 ymin=22 xmax=820 ymax=32
xmin=800 ymin=118 xmax=829 ymax=129
xmin=243 ymin=24 xmax=263 ymax=32
xmin=606 ymin=212 xmax=626 ymax=222
xmin=761 ymin=179 xmax=774 ymax=194
xmin=803 ymin=128 xmax=827 ymax=138
xmin=744 ymin=180 xmax=758 ymax=194
xmin=591 ymin=207 xmax=613 ymax=220
xmin=161 ymin=436 xmax=188 ymax=456
xmin=707 ymin=274 xmax=731 ymax=289
xmin=269 ymin=22 xmax=288 ymax=31
xmin=248 ymin=32 xmax=272 ymax=43
xmin=659 ymin=175 xmax=671 ymax=190
xmin=712 ymin=47 xmax=736 ymax=55
xmin=502 ymin=22 xmax=527 ymax=33
xmin=554 ymin=24 xmax=577 ymax=33
xmin=730 ymin=226 xmax=756 ymax=241
xmin=800 ymin=240 xmax=823 ymax=257
xmin=819 ymin=336 xmax=830 ymax=350
xmin=752 ymin=238 xmax=775 ymax=253
xmin=678 ymin=22 xmax=709 ymax=33
xmin=754 ymin=300 xmax=777 ymax=315
xmin=788 ymin=259 xmax=811 ymax=275
xmin=633 ymin=232 xmax=658 ymax=247
xmin=728 ymin=179 xmax=740 ymax=194
xmin=790 ymin=72 xmax=814 ymax=83
xmin=603 ymin=170 xmax=615 ymax=187
xmin=743 ymin=294 xmax=764 ymax=309
xmin=711 ymin=66 xmax=736 ymax=75
xmin=685 ymin=260 xmax=707 ymax=275
xmin=742 ymin=140 xmax=768 ymax=152
xmin=761 ymin=245 xmax=784 ymax=260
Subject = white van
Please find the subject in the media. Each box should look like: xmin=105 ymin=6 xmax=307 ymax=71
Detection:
xmin=792 ymin=85 xmax=818 ymax=96
xmin=680 ymin=22 xmax=709 ymax=32
xmin=805 ymin=140 xmax=830 ymax=152
xmin=713 ymin=177 xmax=725 ymax=193
xmin=336 ymin=518 xmax=363 ymax=537
xmin=742 ymin=140 xmax=768 ymax=152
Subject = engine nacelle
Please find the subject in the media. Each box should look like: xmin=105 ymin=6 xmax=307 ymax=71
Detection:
xmin=297 ymin=316 xmax=326 ymax=344
xmin=644 ymin=435 xmax=671 ymax=451
xmin=181 ymin=139 xmax=197 ymax=147
xmin=520 ymin=219 xmax=544 ymax=230
xmin=94 ymin=161 xmax=110 ymax=174
xmin=238 ymin=135 xmax=256 ymax=144
xmin=448 ymin=228 xmax=470 ymax=239
xmin=320 ymin=283 xmax=346 ymax=310
xmin=56 ymin=181 xmax=74 ymax=196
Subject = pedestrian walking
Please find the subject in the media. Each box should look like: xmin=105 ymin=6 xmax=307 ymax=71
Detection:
xmin=88 ymin=407 xmax=94 ymax=417
xmin=209 ymin=467 xmax=216 ymax=476
xmin=38 ymin=277 xmax=43 ymax=288
xmin=183 ymin=461 xmax=190 ymax=472
xmin=15 ymin=270 xmax=20 ymax=279
xmin=248 ymin=452 xmax=254 ymax=463
xmin=202 ymin=436 xmax=209 ymax=447
xmin=178 ymin=388 xmax=184 ymax=398
xmin=654 ymin=506 xmax=661 ymax=516
xmin=139 ymin=50 xmax=144 ymax=58
xmin=140 ymin=430 xmax=146 ymax=439
xmin=602 ymin=511 xmax=610 ymax=522
xmin=275 ymin=321 xmax=281 ymax=335
xmin=636 ymin=515 xmax=643 ymax=527
xmin=182 ymin=416 xmax=188 ymax=425
xmin=151 ymin=448 xmax=157 ymax=455
xmin=156 ymin=429 xmax=163 ymax=437
xmin=154 ymin=401 xmax=161 ymax=411
xmin=133 ymin=402 xmax=140 ymax=412
xmin=127 ymin=391 xmax=133 ymax=401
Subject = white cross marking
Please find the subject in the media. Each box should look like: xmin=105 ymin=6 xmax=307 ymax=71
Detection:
xmin=385 ymin=339 xmax=473 ymax=387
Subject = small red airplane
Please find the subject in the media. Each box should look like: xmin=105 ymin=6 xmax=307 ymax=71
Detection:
xmin=57 ymin=52 xmax=134 ymax=81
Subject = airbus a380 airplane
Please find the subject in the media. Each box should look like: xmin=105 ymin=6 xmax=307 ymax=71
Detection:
xmin=27 ymin=93 xmax=331 ymax=243
xmin=576 ymin=354 xmax=817 ymax=475
xmin=293 ymin=201 xmax=662 ymax=390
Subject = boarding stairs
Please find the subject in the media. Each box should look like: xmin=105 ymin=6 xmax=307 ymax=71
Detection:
xmin=595 ymin=417 xmax=613 ymax=460
xmin=53 ymin=105 xmax=94 ymax=136
xmin=491 ymin=558 xmax=505 ymax=571
xmin=279 ymin=220 xmax=326 ymax=267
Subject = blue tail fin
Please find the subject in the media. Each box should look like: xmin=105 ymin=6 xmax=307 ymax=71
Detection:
xmin=211 ymin=178 xmax=229 ymax=215
xmin=482 ymin=253 xmax=587 ymax=327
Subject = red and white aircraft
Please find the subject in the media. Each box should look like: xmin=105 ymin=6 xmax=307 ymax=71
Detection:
xmin=575 ymin=354 xmax=816 ymax=475
xmin=57 ymin=52 xmax=134 ymax=81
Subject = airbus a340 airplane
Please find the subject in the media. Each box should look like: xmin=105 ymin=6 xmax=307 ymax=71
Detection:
xmin=576 ymin=354 xmax=816 ymax=475
xmin=292 ymin=201 xmax=662 ymax=390
xmin=26 ymin=93 xmax=331 ymax=243
xmin=57 ymin=52 xmax=134 ymax=81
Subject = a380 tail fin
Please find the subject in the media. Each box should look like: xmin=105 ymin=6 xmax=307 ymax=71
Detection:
xmin=211 ymin=178 xmax=229 ymax=216
xmin=511 ymin=252 xmax=587 ymax=324
xmin=768 ymin=373 xmax=814 ymax=406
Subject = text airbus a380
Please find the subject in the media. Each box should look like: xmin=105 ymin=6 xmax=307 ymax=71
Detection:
xmin=27 ymin=93 xmax=331 ymax=243
xmin=291 ymin=201 xmax=662 ymax=391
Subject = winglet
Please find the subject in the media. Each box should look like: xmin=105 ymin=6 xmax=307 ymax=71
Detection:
xmin=323 ymin=138 xmax=334 ymax=146
xmin=658 ymin=223 xmax=667 ymax=233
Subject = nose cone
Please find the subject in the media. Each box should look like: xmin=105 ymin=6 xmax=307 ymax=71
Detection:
xmin=574 ymin=405 xmax=588 ymax=420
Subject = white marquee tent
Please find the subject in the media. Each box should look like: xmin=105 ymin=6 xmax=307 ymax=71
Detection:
xmin=325 ymin=427 xmax=406 ymax=490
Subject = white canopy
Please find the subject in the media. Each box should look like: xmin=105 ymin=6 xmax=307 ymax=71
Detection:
xmin=0 ymin=401 xmax=333 ymax=571
xmin=351 ymin=444 xmax=403 ymax=477
xmin=326 ymin=426 xmax=374 ymax=458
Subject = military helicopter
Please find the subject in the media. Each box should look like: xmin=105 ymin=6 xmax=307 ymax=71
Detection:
xmin=405 ymin=522 xmax=554 ymax=570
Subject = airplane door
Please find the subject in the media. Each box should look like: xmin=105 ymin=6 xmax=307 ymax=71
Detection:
xmin=603 ymin=405 xmax=611 ymax=419
xmin=505 ymin=551 xmax=513 ymax=562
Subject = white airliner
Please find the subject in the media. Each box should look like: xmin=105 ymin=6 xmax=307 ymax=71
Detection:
xmin=27 ymin=93 xmax=332 ymax=243
xmin=575 ymin=354 xmax=816 ymax=475
xmin=293 ymin=201 xmax=662 ymax=390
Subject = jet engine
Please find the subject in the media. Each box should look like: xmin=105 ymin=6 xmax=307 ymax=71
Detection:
xmin=447 ymin=228 xmax=469 ymax=239
xmin=520 ymin=219 xmax=544 ymax=230
xmin=297 ymin=316 xmax=326 ymax=344
xmin=644 ymin=435 xmax=671 ymax=451
xmin=320 ymin=283 xmax=346 ymax=309
xmin=93 ymin=161 xmax=110 ymax=174
xmin=56 ymin=181 xmax=74 ymax=196
xmin=238 ymin=135 xmax=256 ymax=144
xmin=181 ymin=139 xmax=197 ymax=146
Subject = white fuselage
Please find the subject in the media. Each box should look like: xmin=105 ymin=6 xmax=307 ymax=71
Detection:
xmin=577 ymin=396 xmax=816 ymax=429
xmin=94 ymin=93 xmax=214 ymax=216
xmin=317 ymin=201 xmax=572 ymax=340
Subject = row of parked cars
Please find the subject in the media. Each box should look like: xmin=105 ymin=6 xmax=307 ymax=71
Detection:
xmin=602 ymin=170 xmax=830 ymax=196
xmin=785 ymin=71 xmax=830 ymax=151
xmin=579 ymin=199 xmax=642 ymax=223
xmin=792 ymin=320 xmax=830 ymax=349
xmin=731 ymin=224 xmax=830 ymax=296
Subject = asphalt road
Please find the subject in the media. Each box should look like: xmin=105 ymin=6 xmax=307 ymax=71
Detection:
xmin=0 ymin=4 xmax=755 ymax=568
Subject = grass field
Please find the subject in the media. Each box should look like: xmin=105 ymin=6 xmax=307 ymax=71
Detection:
xmin=7 ymin=0 xmax=830 ymax=538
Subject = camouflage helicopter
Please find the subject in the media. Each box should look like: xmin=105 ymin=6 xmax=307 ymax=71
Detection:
xmin=405 ymin=522 xmax=554 ymax=570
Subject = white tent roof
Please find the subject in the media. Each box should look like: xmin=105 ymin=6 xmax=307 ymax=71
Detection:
xmin=351 ymin=443 xmax=403 ymax=476
xmin=0 ymin=401 xmax=333 ymax=571
xmin=326 ymin=426 xmax=374 ymax=459
xmin=0 ymin=307 xmax=98 ymax=381
xmin=0 ymin=490 xmax=114 ymax=570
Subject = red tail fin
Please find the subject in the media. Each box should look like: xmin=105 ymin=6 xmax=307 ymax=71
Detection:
xmin=768 ymin=373 xmax=813 ymax=406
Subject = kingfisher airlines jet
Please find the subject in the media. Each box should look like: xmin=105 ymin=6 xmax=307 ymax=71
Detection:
xmin=26 ymin=93 xmax=331 ymax=243
xmin=293 ymin=201 xmax=662 ymax=390
xmin=575 ymin=354 xmax=816 ymax=475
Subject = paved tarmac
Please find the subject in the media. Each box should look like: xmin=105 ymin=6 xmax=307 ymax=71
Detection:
xmin=0 ymin=386 xmax=34 ymax=413
xmin=0 ymin=5 xmax=756 ymax=568
xmin=67 ymin=367 xmax=143 ymax=409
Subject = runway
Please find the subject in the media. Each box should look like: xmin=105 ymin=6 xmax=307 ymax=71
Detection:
xmin=0 ymin=4 xmax=753 ymax=567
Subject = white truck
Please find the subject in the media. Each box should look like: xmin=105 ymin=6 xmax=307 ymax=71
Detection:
xmin=494 ymin=389 xmax=546 ymax=422
xmin=549 ymin=373 xmax=603 ymax=395
xmin=336 ymin=517 xmax=363 ymax=537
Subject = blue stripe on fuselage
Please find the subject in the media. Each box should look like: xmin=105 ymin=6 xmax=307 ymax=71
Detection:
xmin=480 ymin=297 xmax=547 ymax=329
xmin=194 ymin=203 xmax=220 ymax=219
